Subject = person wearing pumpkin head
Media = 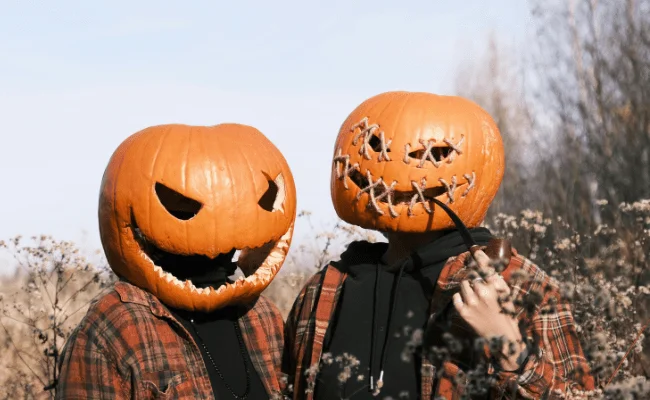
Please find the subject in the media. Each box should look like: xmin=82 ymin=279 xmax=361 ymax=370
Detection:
xmin=283 ymin=92 xmax=595 ymax=399
xmin=56 ymin=124 xmax=296 ymax=400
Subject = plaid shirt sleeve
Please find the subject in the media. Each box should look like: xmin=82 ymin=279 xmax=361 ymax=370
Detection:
xmin=241 ymin=295 xmax=287 ymax=396
xmin=282 ymin=290 xmax=301 ymax=381
xmin=56 ymin=325 xmax=130 ymax=399
xmin=489 ymin=256 xmax=595 ymax=399
xmin=282 ymin=270 xmax=326 ymax=398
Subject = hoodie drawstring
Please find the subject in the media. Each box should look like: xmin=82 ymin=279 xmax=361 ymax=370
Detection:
xmin=369 ymin=264 xmax=381 ymax=390
xmin=369 ymin=260 xmax=408 ymax=393
xmin=362 ymin=200 xmax=489 ymax=395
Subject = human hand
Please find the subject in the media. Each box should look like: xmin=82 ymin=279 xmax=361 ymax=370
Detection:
xmin=453 ymin=249 xmax=526 ymax=370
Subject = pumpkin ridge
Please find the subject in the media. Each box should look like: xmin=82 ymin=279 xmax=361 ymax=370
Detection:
xmin=237 ymin=133 xmax=260 ymax=239
xmin=331 ymin=91 xmax=504 ymax=233
xmin=99 ymin=123 xmax=296 ymax=312
xmin=148 ymin=125 xmax=173 ymax=249
xmin=183 ymin=126 xmax=192 ymax=254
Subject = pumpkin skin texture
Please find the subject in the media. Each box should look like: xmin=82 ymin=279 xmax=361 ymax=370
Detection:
xmin=331 ymin=91 xmax=504 ymax=233
xmin=99 ymin=123 xmax=296 ymax=312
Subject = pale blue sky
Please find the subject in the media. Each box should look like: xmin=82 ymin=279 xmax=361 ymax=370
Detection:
xmin=0 ymin=1 xmax=531 ymax=273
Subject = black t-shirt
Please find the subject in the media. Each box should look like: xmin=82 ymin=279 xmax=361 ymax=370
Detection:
xmin=169 ymin=306 xmax=268 ymax=400
xmin=161 ymin=250 xmax=268 ymax=400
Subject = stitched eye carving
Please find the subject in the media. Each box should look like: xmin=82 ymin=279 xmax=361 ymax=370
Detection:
xmin=408 ymin=146 xmax=452 ymax=162
xmin=350 ymin=117 xmax=392 ymax=161
xmin=368 ymin=133 xmax=389 ymax=153
xmin=404 ymin=136 xmax=465 ymax=167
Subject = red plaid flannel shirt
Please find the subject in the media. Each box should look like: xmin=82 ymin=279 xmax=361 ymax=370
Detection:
xmin=283 ymin=249 xmax=595 ymax=399
xmin=56 ymin=281 xmax=285 ymax=399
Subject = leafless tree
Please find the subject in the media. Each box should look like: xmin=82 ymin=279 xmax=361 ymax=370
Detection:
xmin=529 ymin=0 xmax=650 ymax=233
xmin=453 ymin=33 xmax=539 ymax=219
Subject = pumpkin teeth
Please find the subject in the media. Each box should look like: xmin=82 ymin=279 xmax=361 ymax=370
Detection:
xmin=159 ymin=270 xmax=186 ymax=288
xmin=142 ymin=223 xmax=293 ymax=303
xmin=240 ymin=224 xmax=293 ymax=286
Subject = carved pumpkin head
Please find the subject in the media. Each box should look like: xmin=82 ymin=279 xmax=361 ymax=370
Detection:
xmin=99 ymin=123 xmax=297 ymax=312
xmin=331 ymin=91 xmax=504 ymax=232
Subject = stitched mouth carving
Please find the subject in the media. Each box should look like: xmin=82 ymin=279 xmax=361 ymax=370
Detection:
xmin=348 ymin=170 xmax=453 ymax=203
xmin=345 ymin=169 xmax=476 ymax=217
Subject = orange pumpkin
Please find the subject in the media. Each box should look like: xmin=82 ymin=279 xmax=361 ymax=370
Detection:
xmin=331 ymin=91 xmax=504 ymax=232
xmin=99 ymin=123 xmax=297 ymax=312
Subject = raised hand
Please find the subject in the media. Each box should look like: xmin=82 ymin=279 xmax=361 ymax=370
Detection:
xmin=452 ymin=249 xmax=527 ymax=371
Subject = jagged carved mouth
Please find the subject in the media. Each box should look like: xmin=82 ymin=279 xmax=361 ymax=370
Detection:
xmin=129 ymin=216 xmax=241 ymax=293
xmin=129 ymin=215 xmax=291 ymax=296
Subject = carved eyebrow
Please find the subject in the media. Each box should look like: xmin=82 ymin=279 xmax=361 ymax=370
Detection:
xmin=258 ymin=172 xmax=286 ymax=213
xmin=155 ymin=182 xmax=203 ymax=220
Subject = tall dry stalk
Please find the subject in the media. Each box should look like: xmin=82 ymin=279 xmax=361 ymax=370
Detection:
xmin=0 ymin=236 xmax=114 ymax=399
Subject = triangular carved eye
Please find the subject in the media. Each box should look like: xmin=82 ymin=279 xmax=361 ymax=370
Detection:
xmin=258 ymin=173 xmax=286 ymax=213
xmin=155 ymin=182 xmax=203 ymax=220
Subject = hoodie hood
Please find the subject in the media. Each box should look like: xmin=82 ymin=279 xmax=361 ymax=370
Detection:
xmin=334 ymin=227 xmax=493 ymax=277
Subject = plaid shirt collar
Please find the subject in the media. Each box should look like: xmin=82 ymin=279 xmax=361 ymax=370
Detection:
xmin=115 ymin=280 xmax=170 ymax=317
xmin=115 ymin=281 xmax=284 ymax=397
xmin=58 ymin=280 xmax=285 ymax=399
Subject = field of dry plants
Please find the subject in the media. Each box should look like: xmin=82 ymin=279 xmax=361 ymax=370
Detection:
xmin=1 ymin=202 xmax=649 ymax=399
xmin=1 ymin=1 xmax=649 ymax=398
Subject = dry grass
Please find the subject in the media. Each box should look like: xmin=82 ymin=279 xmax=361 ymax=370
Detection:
xmin=0 ymin=203 xmax=648 ymax=399
xmin=0 ymin=236 xmax=115 ymax=399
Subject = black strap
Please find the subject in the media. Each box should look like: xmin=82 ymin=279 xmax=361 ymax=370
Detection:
xmin=430 ymin=198 xmax=477 ymax=251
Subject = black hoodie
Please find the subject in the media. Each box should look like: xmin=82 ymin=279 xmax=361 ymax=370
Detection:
xmin=165 ymin=252 xmax=268 ymax=400
xmin=314 ymin=228 xmax=492 ymax=400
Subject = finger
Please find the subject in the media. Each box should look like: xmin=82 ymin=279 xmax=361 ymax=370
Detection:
xmin=472 ymin=249 xmax=497 ymax=278
xmin=473 ymin=278 xmax=496 ymax=301
xmin=452 ymin=293 xmax=465 ymax=312
xmin=499 ymin=297 xmax=518 ymax=315
xmin=487 ymin=273 xmax=511 ymax=295
xmin=470 ymin=248 xmax=491 ymax=268
xmin=471 ymin=276 xmax=485 ymax=288
xmin=460 ymin=280 xmax=478 ymax=306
